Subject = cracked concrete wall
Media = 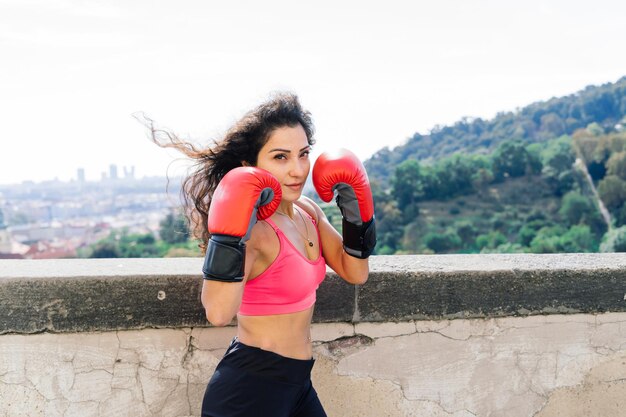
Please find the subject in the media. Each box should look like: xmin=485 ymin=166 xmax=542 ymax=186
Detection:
xmin=2 ymin=312 xmax=625 ymax=417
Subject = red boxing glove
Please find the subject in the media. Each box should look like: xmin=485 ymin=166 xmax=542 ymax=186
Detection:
xmin=202 ymin=167 xmax=281 ymax=281
xmin=313 ymin=149 xmax=376 ymax=258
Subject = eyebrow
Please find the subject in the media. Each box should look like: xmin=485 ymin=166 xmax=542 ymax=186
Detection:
xmin=268 ymin=146 xmax=311 ymax=153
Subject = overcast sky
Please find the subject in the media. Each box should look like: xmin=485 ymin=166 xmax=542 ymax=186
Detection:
xmin=1 ymin=0 xmax=625 ymax=185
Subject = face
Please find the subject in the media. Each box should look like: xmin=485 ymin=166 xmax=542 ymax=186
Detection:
xmin=254 ymin=124 xmax=311 ymax=202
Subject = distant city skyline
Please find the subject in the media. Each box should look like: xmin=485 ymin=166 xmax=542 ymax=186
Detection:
xmin=4 ymin=164 xmax=144 ymax=185
xmin=2 ymin=0 xmax=626 ymax=185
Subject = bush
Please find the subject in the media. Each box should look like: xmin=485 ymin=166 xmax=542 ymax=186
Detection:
xmin=559 ymin=225 xmax=597 ymax=252
xmin=600 ymin=226 xmax=626 ymax=252
xmin=424 ymin=231 xmax=461 ymax=253
xmin=476 ymin=231 xmax=507 ymax=250
xmin=529 ymin=226 xmax=566 ymax=253
xmin=482 ymin=242 xmax=526 ymax=254
xmin=559 ymin=191 xmax=595 ymax=226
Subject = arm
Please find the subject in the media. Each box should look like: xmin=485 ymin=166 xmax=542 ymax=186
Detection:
xmin=201 ymin=229 xmax=262 ymax=326
xmin=309 ymin=149 xmax=377 ymax=285
xmin=200 ymin=167 xmax=281 ymax=326
xmin=299 ymin=197 xmax=369 ymax=284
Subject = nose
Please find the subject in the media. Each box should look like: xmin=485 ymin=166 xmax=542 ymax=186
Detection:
xmin=289 ymin=158 xmax=308 ymax=178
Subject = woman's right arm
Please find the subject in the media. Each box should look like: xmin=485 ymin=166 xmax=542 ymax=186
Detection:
xmin=198 ymin=167 xmax=281 ymax=327
xmin=201 ymin=235 xmax=260 ymax=326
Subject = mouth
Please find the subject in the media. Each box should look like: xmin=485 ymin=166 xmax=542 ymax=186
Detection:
xmin=285 ymin=183 xmax=303 ymax=191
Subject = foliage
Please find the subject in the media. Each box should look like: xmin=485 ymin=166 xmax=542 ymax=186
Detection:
xmin=606 ymin=151 xmax=626 ymax=179
xmin=159 ymin=211 xmax=190 ymax=244
xmin=491 ymin=140 xmax=542 ymax=181
xmin=559 ymin=225 xmax=598 ymax=252
xmin=559 ymin=191 xmax=596 ymax=226
xmin=83 ymin=227 xmax=200 ymax=259
xmin=529 ymin=226 xmax=567 ymax=253
xmin=83 ymin=78 xmax=626 ymax=258
xmin=597 ymin=175 xmax=626 ymax=210
xmin=476 ymin=231 xmax=507 ymax=251
xmin=423 ymin=230 xmax=461 ymax=253
xmin=600 ymin=226 xmax=626 ymax=252
xmin=365 ymin=76 xmax=626 ymax=183
xmin=391 ymin=159 xmax=423 ymax=221
xmin=540 ymin=135 xmax=577 ymax=195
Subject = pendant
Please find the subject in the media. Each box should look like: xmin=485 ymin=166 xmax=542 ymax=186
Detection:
xmin=308 ymin=241 xmax=314 ymax=247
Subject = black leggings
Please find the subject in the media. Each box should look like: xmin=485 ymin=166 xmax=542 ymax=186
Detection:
xmin=201 ymin=338 xmax=327 ymax=417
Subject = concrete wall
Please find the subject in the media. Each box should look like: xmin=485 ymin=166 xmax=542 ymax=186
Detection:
xmin=1 ymin=255 xmax=626 ymax=417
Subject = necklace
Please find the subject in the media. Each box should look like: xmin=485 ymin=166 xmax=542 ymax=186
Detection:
xmin=275 ymin=207 xmax=314 ymax=247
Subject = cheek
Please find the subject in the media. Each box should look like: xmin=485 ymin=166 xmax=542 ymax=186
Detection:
xmin=256 ymin=159 xmax=285 ymax=179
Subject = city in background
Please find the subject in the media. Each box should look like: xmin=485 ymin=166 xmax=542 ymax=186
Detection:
xmin=3 ymin=77 xmax=626 ymax=259
xmin=0 ymin=164 xmax=187 ymax=259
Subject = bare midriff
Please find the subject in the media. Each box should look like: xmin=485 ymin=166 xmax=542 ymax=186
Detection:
xmin=237 ymin=307 xmax=314 ymax=360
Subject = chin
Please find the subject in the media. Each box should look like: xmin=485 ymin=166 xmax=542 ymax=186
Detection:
xmin=281 ymin=190 xmax=302 ymax=202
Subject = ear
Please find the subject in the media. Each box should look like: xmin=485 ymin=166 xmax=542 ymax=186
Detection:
xmin=241 ymin=161 xmax=251 ymax=167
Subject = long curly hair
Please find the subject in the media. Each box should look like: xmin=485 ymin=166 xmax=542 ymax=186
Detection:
xmin=142 ymin=92 xmax=315 ymax=252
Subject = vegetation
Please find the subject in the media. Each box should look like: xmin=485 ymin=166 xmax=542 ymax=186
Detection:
xmin=365 ymin=76 xmax=626 ymax=183
xmin=81 ymin=211 xmax=201 ymax=259
xmin=86 ymin=77 xmax=626 ymax=257
xmin=354 ymin=76 xmax=626 ymax=255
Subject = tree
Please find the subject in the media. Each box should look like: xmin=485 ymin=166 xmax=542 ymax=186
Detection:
xmin=159 ymin=212 xmax=190 ymax=244
xmin=600 ymin=226 xmax=626 ymax=252
xmin=615 ymin=203 xmax=626 ymax=227
xmin=597 ymin=175 xmax=626 ymax=210
xmin=517 ymin=219 xmax=549 ymax=247
xmin=606 ymin=151 xmax=626 ymax=180
xmin=559 ymin=225 xmax=597 ymax=252
xmin=491 ymin=140 xmax=542 ymax=181
xmin=572 ymin=130 xmax=599 ymax=163
xmin=559 ymin=191 xmax=595 ymax=226
xmin=487 ymin=242 xmax=526 ymax=253
xmin=529 ymin=226 xmax=566 ymax=253
xmin=391 ymin=159 xmax=423 ymax=221
xmin=424 ymin=231 xmax=461 ymax=253
xmin=454 ymin=221 xmax=477 ymax=249
xmin=374 ymin=199 xmax=404 ymax=254
xmin=541 ymin=135 xmax=576 ymax=195
xmin=91 ymin=241 xmax=121 ymax=258
xmin=475 ymin=231 xmax=507 ymax=251
xmin=431 ymin=154 xmax=477 ymax=198
xmin=88 ymin=230 xmax=163 ymax=259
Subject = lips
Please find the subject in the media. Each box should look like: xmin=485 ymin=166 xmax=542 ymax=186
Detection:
xmin=285 ymin=183 xmax=303 ymax=190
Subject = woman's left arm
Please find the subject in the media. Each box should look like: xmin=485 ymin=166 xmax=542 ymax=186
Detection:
xmin=306 ymin=149 xmax=376 ymax=285
xmin=301 ymin=198 xmax=370 ymax=284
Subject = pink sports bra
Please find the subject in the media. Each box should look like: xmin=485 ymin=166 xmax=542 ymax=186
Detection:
xmin=239 ymin=210 xmax=327 ymax=316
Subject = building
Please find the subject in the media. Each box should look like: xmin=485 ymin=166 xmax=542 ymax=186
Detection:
xmin=0 ymin=208 xmax=29 ymax=259
xmin=109 ymin=164 xmax=118 ymax=180
xmin=77 ymin=168 xmax=85 ymax=183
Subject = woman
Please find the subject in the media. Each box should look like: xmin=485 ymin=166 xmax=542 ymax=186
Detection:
xmin=149 ymin=92 xmax=376 ymax=416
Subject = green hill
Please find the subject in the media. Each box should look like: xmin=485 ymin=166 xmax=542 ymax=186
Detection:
xmin=365 ymin=76 xmax=626 ymax=184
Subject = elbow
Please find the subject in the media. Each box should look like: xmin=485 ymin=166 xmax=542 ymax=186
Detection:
xmin=344 ymin=272 xmax=368 ymax=285
xmin=205 ymin=310 xmax=235 ymax=327
xmin=353 ymin=274 xmax=368 ymax=285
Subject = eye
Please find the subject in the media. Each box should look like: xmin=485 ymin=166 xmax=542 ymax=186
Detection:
xmin=300 ymin=150 xmax=310 ymax=158
xmin=273 ymin=153 xmax=287 ymax=160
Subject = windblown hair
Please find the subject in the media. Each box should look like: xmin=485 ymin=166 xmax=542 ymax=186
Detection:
xmin=143 ymin=92 xmax=315 ymax=252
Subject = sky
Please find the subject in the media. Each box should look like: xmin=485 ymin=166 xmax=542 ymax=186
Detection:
xmin=1 ymin=0 xmax=626 ymax=185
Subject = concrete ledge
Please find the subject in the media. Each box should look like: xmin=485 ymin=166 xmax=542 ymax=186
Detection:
xmin=1 ymin=254 xmax=626 ymax=334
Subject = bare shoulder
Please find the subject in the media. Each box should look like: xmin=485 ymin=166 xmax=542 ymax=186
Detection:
xmin=247 ymin=219 xmax=276 ymax=253
xmin=295 ymin=196 xmax=325 ymax=223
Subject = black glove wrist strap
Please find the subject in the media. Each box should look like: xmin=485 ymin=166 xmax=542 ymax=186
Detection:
xmin=342 ymin=217 xmax=376 ymax=259
xmin=202 ymin=235 xmax=245 ymax=282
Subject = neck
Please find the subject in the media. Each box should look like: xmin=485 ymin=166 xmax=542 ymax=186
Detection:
xmin=276 ymin=202 xmax=295 ymax=218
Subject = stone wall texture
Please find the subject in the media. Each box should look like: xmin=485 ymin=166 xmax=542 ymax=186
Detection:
xmin=1 ymin=255 xmax=626 ymax=416
xmin=1 ymin=314 xmax=625 ymax=417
